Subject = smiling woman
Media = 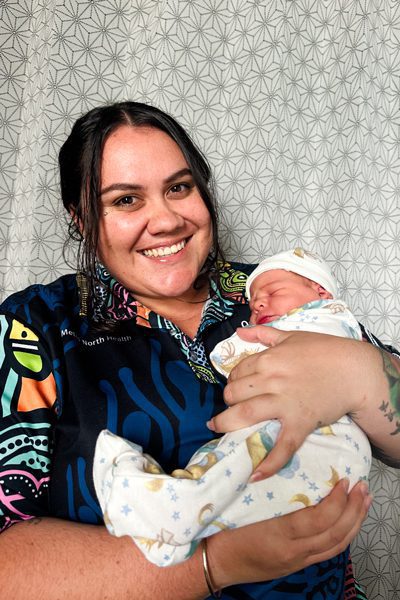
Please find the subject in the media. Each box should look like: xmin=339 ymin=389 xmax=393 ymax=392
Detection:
xmin=97 ymin=126 xmax=213 ymax=326
xmin=59 ymin=103 xmax=222 ymax=320
xmin=0 ymin=101 xmax=399 ymax=600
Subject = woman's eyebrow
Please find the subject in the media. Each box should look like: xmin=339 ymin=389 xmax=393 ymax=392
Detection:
xmin=100 ymin=169 xmax=193 ymax=196
xmin=164 ymin=168 xmax=192 ymax=184
xmin=100 ymin=182 xmax=141 ymax=195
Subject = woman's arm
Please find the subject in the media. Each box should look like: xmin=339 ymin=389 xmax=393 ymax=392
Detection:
xmin=0 ymin=479 xmax=370 ymax=599
xmin=209 ymin=327 xmax=400 ymax=480
xmin=1 ymin=517 xmax=207 ymax=600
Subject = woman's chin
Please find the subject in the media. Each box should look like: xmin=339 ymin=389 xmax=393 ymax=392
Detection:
xmin=129 ymin=274 xmax=206 ymax=305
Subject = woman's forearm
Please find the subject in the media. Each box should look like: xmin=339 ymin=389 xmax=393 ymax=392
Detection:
xmin=1 ymin=479 xmax=371 ymax=599
xmin=0 ymin=518 xmax=208 ymax=600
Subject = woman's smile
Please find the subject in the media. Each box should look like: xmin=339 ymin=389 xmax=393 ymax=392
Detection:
xmin=141 ymin=238 xmax=187 ymax=258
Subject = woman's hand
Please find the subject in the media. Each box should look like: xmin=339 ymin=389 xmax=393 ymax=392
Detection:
xmin=208 ymin=478 xmax=372 ymax=589
xmin=209 ymin=326 xmax=397 ymax=479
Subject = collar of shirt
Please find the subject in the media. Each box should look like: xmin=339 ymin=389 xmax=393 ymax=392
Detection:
xmin=91 ymin=262 xmax=250 ymax=383
xmin=92 ymin=261 xmax=249 ymax=330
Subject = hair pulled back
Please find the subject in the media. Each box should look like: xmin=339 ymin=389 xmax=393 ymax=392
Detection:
xmin=59 ymin=101 xmax=222 ymax=299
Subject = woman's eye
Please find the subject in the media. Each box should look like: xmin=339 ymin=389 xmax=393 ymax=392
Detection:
xmin=114 ymin=195 xmax=138 ymax=209
xmin=169 ymin=182 xmax=191 ymax=195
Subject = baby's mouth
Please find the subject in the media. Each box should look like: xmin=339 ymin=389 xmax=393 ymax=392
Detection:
xmin=256 ymin=314 xmax=278 ymax=325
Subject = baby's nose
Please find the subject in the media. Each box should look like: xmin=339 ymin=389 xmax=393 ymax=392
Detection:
xmin=252 ymin=295 xmax=267 ymax=311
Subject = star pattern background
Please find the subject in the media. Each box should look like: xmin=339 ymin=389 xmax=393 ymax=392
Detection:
xmin=0 ymin=1 xmax=399 ymax=596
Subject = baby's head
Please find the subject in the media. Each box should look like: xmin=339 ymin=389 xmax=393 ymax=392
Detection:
xmin=246 ymin=248 xmax=337 ymax=325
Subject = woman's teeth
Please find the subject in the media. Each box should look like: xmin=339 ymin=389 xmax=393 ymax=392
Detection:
xmin=143 ymin=240 xmax=186 ymax=257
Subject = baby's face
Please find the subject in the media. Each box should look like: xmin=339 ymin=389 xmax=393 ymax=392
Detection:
xmin=249 ymin=269 xmax=330 ymax=325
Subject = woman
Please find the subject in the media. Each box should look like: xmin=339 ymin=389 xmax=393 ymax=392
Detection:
xmin=0 ymin=101 xmax=398 ymax=599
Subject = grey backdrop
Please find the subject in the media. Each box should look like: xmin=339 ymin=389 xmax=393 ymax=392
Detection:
xmin=1 ymin=1 xmax=399 ymax=597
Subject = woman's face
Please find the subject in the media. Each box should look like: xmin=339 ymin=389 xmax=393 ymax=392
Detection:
xmin=97 ymin=125 xmax=213 ymax=306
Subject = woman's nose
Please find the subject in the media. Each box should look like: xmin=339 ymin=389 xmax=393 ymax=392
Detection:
xmin=146 ymin=200 xmax=185 ymax=235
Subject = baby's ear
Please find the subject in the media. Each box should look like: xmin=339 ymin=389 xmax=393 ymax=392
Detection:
xmin=310 ymin=281 xmax=333 ymax=299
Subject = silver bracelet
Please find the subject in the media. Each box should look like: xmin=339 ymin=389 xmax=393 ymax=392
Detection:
xmin=202 ymin=538 xmax=222 ymax=598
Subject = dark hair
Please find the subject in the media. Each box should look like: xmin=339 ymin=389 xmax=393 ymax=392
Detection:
xmin=59 ymin=101 xmax=223 ymax=302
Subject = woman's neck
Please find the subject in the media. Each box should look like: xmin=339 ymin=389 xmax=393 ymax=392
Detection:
xmin=135 ymin=286 xmax=209 ymax=339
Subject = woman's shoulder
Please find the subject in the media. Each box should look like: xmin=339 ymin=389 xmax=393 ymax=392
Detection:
xmin=0 ymin=273 xmax=78 ymax=324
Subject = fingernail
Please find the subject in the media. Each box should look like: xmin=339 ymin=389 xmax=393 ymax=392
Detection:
xmin=358 ymin=481 xmax=369 ymax=496
xmin=341 ymin=478 xmax=350 ymax=492
xmin=206 ymin=419 xmax=215 ymax=431
xmin=364 ymin=494 xmax=373 ymax=510
xmin=249 ymin=471 xmax=263 ymax=483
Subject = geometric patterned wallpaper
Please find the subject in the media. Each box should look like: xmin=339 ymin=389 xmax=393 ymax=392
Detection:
xmin=0 ymin=1 xmax=399 ymax=597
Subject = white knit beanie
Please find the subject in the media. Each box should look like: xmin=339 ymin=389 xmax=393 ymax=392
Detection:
xmin=245 ymin=248 xmax=338 ymax=299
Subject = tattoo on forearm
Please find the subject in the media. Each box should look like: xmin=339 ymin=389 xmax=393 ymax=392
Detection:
xmin=379 ymin=350 xmax=400 ymax=436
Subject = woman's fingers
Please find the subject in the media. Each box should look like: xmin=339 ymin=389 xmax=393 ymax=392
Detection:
xmin=211 ymin=394 xmax=279 ymax=426
xmin=292 ymin=479 xmax=370 ymax=537
xmin=300 ymin=480 xmax=372 ymax=564
xmin=277 ymin=478 xmax=350 ymax=538
xmin=278 ymin=479 xmax=371 ymax=566
xmin=224 ymin=328 xmax=285 ymax=390
xmin=209 ymin=393 xmax=314 ymax=479
xmin=249 ymin=425 xmax=307 ymax=481
xmin=235 ymin=324 xmax=287 ymax=348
